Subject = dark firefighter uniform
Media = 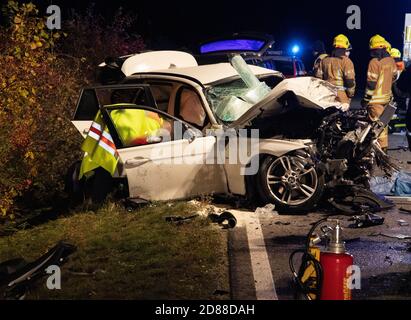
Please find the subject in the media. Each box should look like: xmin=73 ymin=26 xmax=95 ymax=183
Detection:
xmin=311 ymin=40 xmax=328 ymax=76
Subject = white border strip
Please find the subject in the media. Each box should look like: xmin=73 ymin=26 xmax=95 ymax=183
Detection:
xmin=245 ymin=215 xmax=278 ymax=300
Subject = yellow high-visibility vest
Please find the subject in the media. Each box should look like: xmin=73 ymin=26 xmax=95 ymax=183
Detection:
xmin=79 ymin=111 xmax=119 ymax=179
xmin=79 ymin=106 xmax=164 ymax=178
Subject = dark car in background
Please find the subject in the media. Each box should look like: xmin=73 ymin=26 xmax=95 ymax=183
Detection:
xmin=196 ymin=33 xmax=307 ymax=78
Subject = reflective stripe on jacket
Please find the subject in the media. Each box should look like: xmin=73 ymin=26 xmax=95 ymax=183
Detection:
xmin=312 ymin=53 xmax=328 ymax=77
xmin=364 ymin=57 xmax=398 ymax=105
xmin=316 ymin=55 xmax=356 ymax=98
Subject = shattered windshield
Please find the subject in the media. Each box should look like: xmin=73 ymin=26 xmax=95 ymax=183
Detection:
xmin=206 ymin=78 xmax=274 ymax=123
xmin=206 ymin=79 xmax=251 ymax=122
xmin=205 ymin=55 xmax=276 ymax=123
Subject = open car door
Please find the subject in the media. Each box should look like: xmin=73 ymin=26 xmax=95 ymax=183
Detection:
xmin=72 ymin=84 xmax=155 ymax=138
xmin=101 ymin=104 xmax=227 ymax=201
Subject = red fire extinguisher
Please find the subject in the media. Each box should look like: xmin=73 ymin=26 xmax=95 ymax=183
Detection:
xmin=320 ymin=220 xmax=353 ymax=300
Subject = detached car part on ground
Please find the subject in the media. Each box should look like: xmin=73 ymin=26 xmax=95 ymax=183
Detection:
xmin=67 ymin=51 xmax=397 ymax=213
xmin=0 ymin=242 xmax=76 ymax=299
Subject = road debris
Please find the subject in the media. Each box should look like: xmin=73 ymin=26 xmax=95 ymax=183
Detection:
xmin=326 ymin=186 xmax=394 ymax=215
xmin=397 ymin=219 xmax=410 ymax=226
xmin=348 ymin=213 xmax=385 ymax=228
xmin=391 ymin=171 xmax=411 ymax=196
xmin=384 ymin=256 xmax=393 ymax=266
xmin=68 ymin=269 xmax=106 ymax=277
xmin=208 ymin=211 xmax=237 ymax=229
xmin=254 ymin=204 xmax=276 ymax=215
xmin=399 ymin=207 xmax=411 ymax=214
xmin=212 ymin=289 xmax=230 ymax=296
xmin=380 ymin=233 xmax=411 ymax=240
xmin=0 ymin=241 xmax=76 ymax=300
xmin=274 ymin=221 xmax=291 ymax=226
xmin=165 ymin=214 xmax=199 ymax=224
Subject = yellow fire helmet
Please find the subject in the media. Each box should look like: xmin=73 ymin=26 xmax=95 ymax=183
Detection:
xmin=390 ymin=48 xmax=402 ymax=59
xmin=385 ymin=41 xmax=392 ymax=54
xmin=369 ymin=34 xmax=388 ymax=49
xmin=333 ymin=34 xmax=352 ymax=49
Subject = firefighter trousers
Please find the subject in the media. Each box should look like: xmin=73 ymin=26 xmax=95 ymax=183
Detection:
xmin=367 ymin=104 xmax=389 ymax=149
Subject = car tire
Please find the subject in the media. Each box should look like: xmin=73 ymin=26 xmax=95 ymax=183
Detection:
xmin=64 ymin=161 xmax=85 ymax=205
xmin=89 ymin=167 xmax=113 ymax=204
xmin=255 ymin=153 xmax=324 ymax=214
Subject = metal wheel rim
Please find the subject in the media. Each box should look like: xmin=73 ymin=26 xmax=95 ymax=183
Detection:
xmin=266 ymin=155 xmax=318 ymax=206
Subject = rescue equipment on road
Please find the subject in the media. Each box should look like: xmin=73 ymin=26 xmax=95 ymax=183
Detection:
xmin=289 ymin=218 xmax=354 ymax=300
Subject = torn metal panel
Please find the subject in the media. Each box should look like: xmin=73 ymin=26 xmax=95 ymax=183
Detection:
xmin=229 ymin=77 xmax=345 ymax=129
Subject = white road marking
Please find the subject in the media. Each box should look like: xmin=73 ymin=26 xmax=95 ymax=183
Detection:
xmin=230 ymin=209 xmax=278 ymax=300
xmin=217 ymin=209 xmax=278 ymax=300
xmin=246 ymin=215 xmax=278 ymax=300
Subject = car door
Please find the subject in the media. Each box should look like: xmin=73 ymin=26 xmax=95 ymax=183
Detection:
xmin=102 ymin=105 xmax=227 ymax=201
xmin=72 ymin=84 xmax=155 ymax=137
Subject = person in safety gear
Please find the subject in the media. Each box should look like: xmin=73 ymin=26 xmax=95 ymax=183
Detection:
xmin=310 ymin=40 xmax=328 ymax=76
xmin=391 ymin=48 xmax=408 ymax=113
xmin=395 ymin=63 xmax=411 ymax=150
xmin=391 ymin=48 xmax=405 ymax=73
xmin=109 ymin=107 xmax=171 ymax=147
xmin=361 ymin=35 xmax=398 ymax=151
xmin=385 ymin=41 xmax=392 ymax=54
xmin=79 ymin=103 xmax=171 ymax=181
xmin=108 ymin=90 xmax=172 ymax=147
xmin=315 ymin=34 xmax=356 ymax=109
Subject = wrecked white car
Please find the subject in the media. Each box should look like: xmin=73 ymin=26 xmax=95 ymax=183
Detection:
xmin=67 ymin=51 xmax=396 ymax=213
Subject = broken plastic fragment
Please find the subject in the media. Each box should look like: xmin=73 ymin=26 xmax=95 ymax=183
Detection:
xmin=380 ymin=233 xmax=411 ymax=240
xmin=208 ymin=211 xmax=237 ymax=228
xmin=349 ymin=213 xmax=384 ymax=228
xmin=255 ymin=203 xmax=276 ymax=215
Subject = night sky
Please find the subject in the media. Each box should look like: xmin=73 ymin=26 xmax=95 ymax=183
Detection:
xmin=6 ymin=0 xmax=411 ymax=87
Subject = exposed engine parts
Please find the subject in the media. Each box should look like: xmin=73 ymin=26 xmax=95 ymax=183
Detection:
xmin=313 ymin=103 xmax=399 ymax=213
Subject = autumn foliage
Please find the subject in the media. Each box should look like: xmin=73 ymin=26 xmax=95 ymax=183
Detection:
xmin=0 ymin=1 xmax=145 ymax=219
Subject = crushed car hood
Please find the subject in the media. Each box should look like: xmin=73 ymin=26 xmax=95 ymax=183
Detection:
xmin=229 ymin=77 xmax=344 ymax=128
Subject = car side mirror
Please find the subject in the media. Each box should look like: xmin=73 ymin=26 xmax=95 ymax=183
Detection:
xmin=184 ymin=127 xmax=202 ymax=143
xmin=104 ymin=57 xmax=119 ymax=69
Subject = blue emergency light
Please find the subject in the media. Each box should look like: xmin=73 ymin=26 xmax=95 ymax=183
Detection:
xmin=291 ymin=45 xmax=300 ymax=55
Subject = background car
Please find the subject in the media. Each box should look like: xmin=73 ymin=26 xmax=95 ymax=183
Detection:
xmin=196 ymin=33 xmax=307 ymax=78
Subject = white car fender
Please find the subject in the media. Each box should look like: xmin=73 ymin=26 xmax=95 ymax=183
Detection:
xmin=257 ymin=138 xmax=310 ymax=158
xmin=225 ymin=138 xmax=310 ymax=196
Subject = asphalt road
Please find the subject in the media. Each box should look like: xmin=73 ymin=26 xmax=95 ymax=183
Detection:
xmin=231 ymin=207 xmax=411 ymax=300
xmin=226 ymin=134 xmax=411 ymax=300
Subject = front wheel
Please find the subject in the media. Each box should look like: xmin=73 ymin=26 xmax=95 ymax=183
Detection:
xmin=64 ymin=161 xmax=85 ymax=205
xmin=65 ymin=163 xmax=113 ymax=206
xmin=256 ymin=154 xmax=324 ymax=213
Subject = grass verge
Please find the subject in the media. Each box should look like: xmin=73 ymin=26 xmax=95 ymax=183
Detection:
xmin=0 ymin=201 xmax=229 ymax=299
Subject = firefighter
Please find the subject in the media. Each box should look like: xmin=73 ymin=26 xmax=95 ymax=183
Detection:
xmin=395 ymin=63 xmax=411 ymax=150
xmin=311 ymin=40 xmax=328 ymax=76
xmin=361 ymin=35 xmax=398 ymax=151
xmin=391 ymin=48 xmax=408 ymax=114
xmin=391 ymin=48 xmax=405 ymax=74
xmin=315 ymin=34 xmax=356 ymax=108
